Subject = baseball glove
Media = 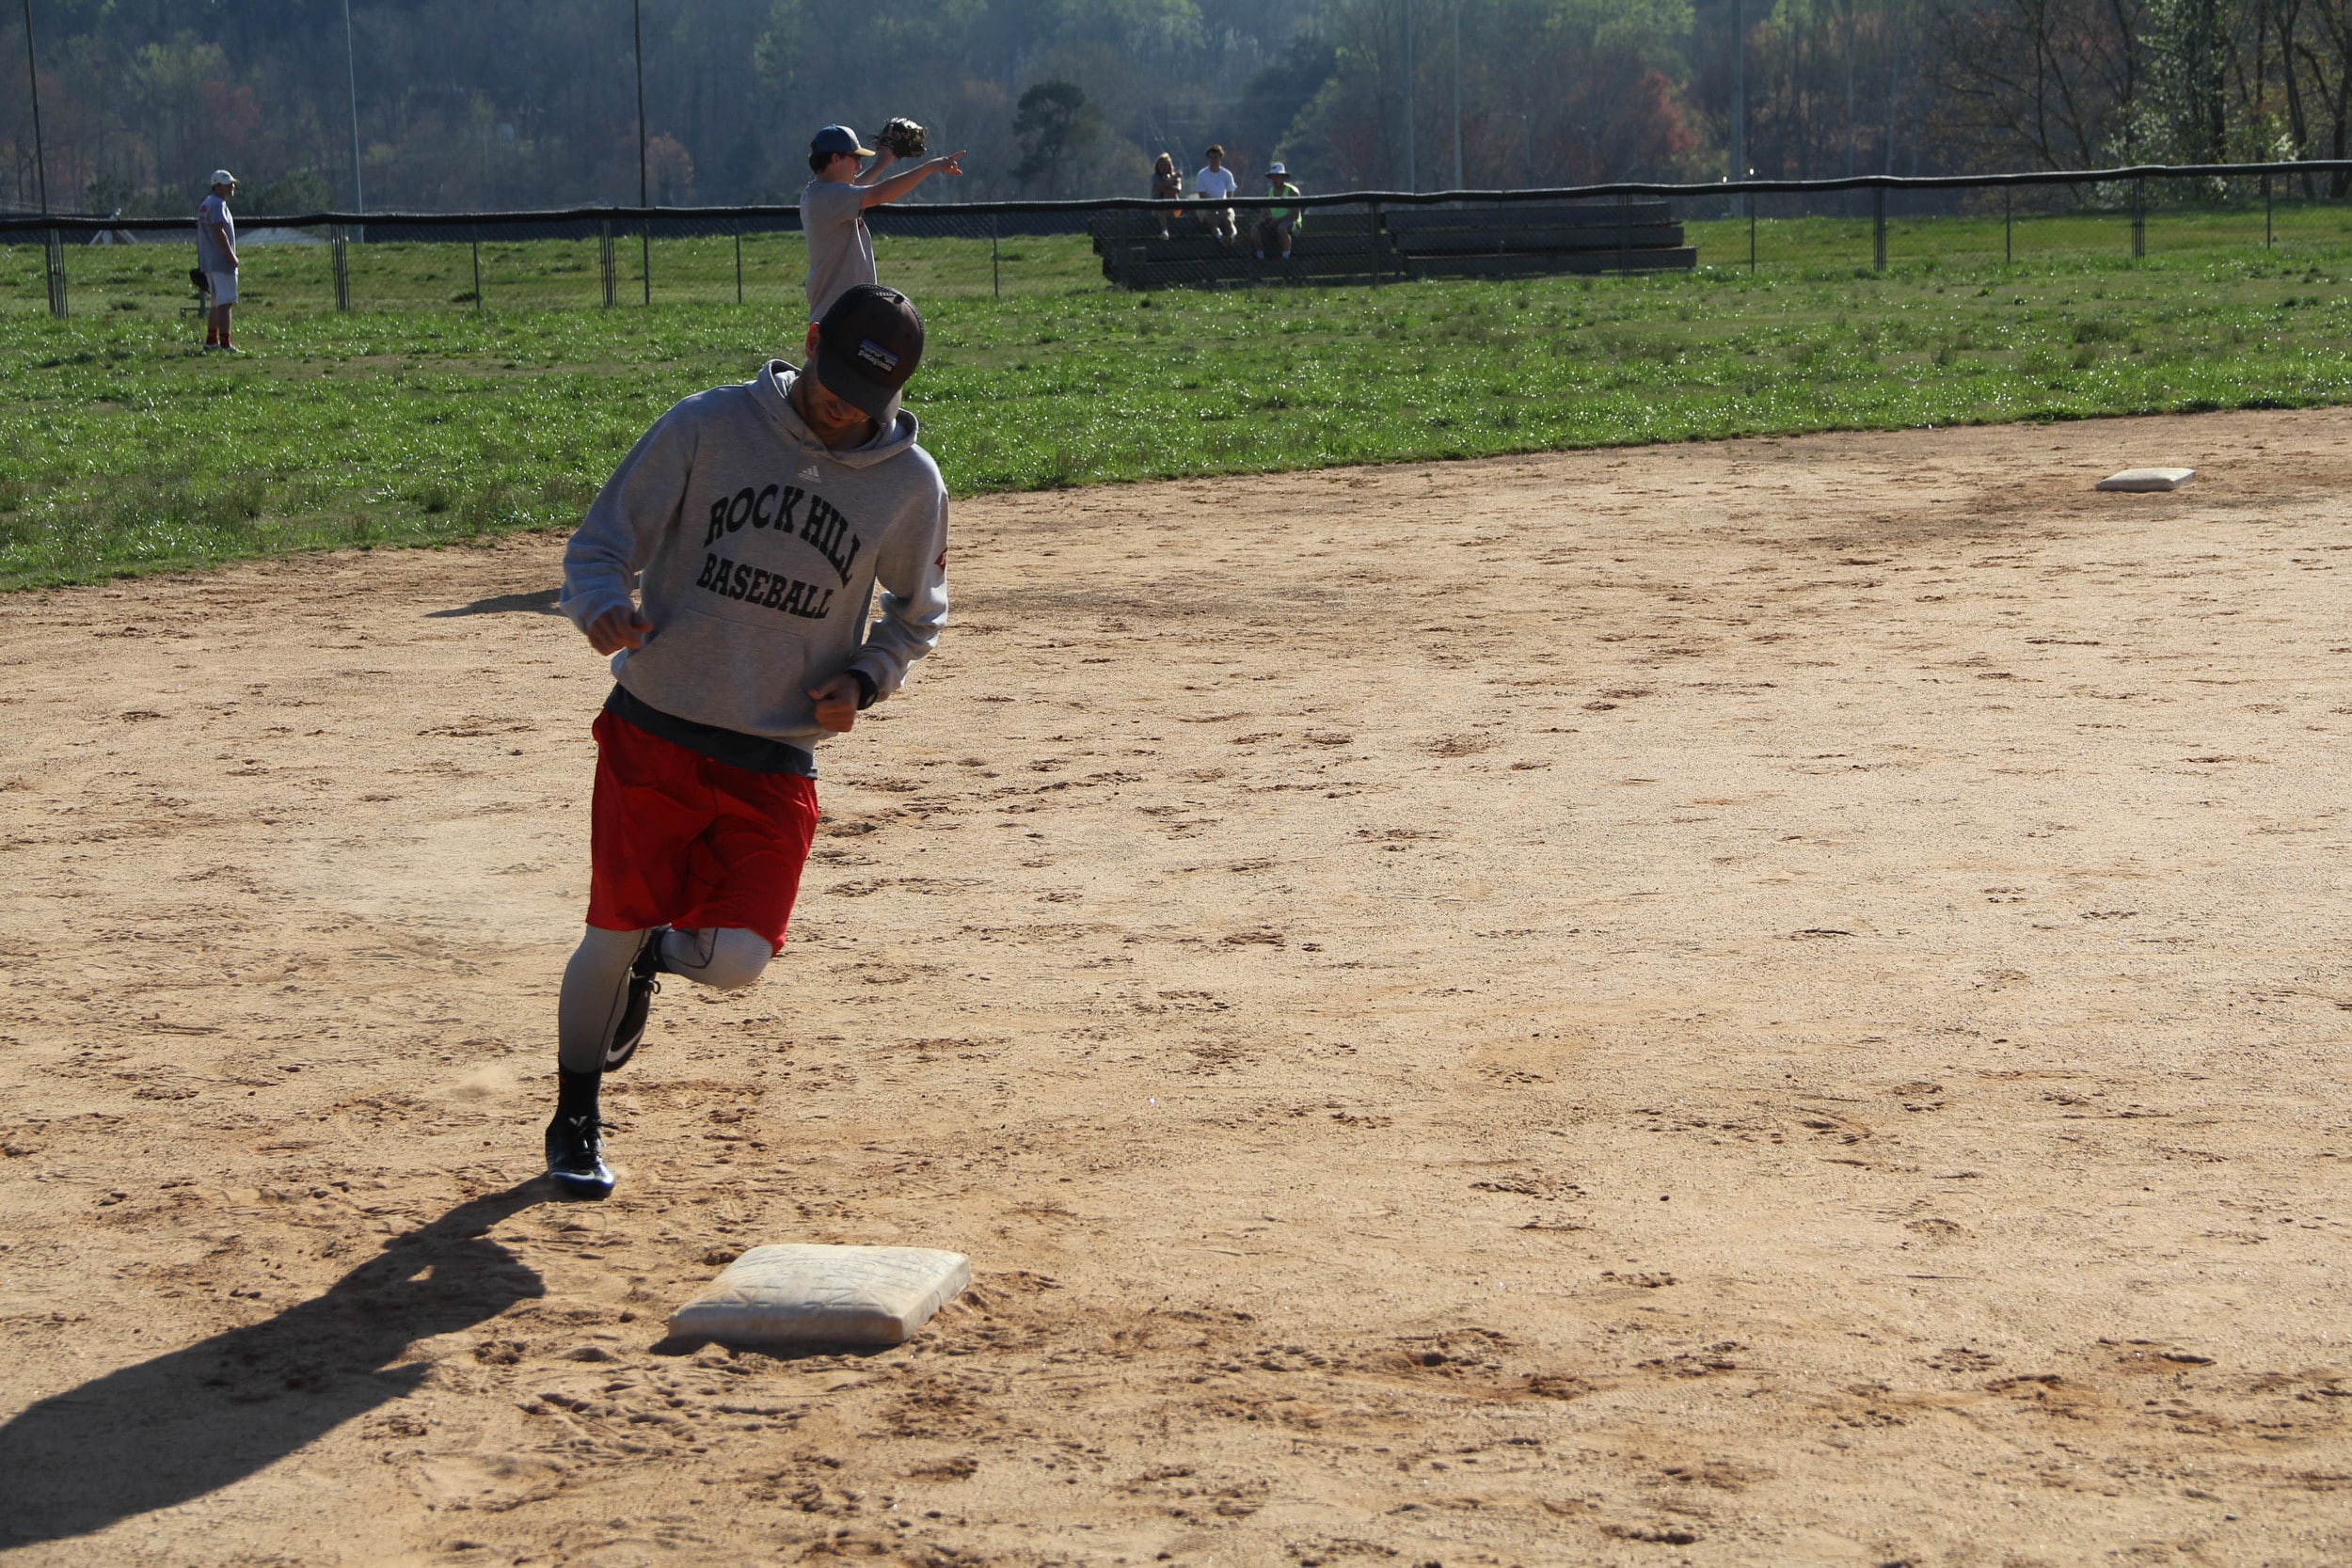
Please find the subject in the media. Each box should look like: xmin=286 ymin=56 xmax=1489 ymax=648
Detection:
xmin=878 ymin=117 xmax=928 ymax=160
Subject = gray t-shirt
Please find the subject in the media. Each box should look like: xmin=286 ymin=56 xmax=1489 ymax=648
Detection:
xmin=800 ymin=178 xmax=874 ymax=322
xmin=198 ymin=193 xmax=235 ymax=273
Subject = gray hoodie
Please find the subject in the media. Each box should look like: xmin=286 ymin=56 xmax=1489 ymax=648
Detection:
xmin=560 ymin=360 xmax=948 ymax=753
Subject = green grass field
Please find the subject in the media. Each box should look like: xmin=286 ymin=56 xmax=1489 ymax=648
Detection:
xmin=5 ymin=206 xmax=2351 ymax=589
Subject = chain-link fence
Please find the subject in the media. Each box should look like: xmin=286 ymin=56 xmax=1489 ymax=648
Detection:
xmin=0 ymin=208 xmax=1107 ymax=318
xmin=6 ymin=162 xmax=2351 ymax=319
xmin=1678 ymin=167 xmax=2352 ymax=273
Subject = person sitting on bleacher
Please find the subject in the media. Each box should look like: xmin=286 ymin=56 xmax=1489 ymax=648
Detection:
xmin=1194 ymin=146 xmax=1239 ymax=242
xmin=1254 ymin=164 xmax=1302 ymax=261
xmin=1152 ymin=153 xmax=1184 ymax=240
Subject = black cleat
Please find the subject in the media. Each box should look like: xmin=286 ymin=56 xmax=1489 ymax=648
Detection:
xmin=603 ymin=927 xmax=667 ymax=1072
xmin=545 ymin=1110 xmax=614 ymax=1199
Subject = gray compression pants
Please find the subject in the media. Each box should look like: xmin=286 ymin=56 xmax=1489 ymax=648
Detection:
xmin=555 ymin=925 xmax=773 ymax=1073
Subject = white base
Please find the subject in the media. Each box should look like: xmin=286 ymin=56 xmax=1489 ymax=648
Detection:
xmin=668 ymin=1243 xmax=971 ymax=1348
xmin=2096 ymin=467 xmax=2196 ymax=492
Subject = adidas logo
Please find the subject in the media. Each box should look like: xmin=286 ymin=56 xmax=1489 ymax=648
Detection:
xmin=797 ymin=465 xmax=822 ymax=483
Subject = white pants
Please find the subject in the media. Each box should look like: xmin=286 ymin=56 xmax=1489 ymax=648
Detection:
xmin=207 ymin=270 xmax=238 ymax=304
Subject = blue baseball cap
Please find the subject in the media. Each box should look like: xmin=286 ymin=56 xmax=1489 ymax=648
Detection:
xmin=810 ymin=124 xmax=875 ymax=159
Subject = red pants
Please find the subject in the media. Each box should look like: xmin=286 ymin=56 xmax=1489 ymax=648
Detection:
xmin=585 ymin=710 xmax=818 ymax=952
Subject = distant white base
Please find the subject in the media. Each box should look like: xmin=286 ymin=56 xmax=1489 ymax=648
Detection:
xmin=668 ymin=1243 xmax=972 ymax=1348
xmin=2097 ymin=467 xmax=2197 ymax=492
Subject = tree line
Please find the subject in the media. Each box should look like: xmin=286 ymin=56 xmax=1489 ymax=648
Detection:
xmin=5 ymin=0 xmax=2348 ymax=218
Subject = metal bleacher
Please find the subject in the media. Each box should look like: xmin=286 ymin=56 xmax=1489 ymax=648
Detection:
xmin=1382 ymin=200 xmax=1695 ymax=278
xmin=1087 ymin=210 xmax=1401 ymax=288
xmin=1089 ymin=199 xmax=1694 ymax=290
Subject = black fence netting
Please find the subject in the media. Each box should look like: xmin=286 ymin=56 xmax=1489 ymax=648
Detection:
xmin=6 ymin=161 xmax=2351 ymax=318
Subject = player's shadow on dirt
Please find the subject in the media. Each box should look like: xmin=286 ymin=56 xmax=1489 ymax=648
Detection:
xmin=0 ymin=1180 xmax=548 ymax=1549
xmin=426 ymin=587 xmax=562 ymax=618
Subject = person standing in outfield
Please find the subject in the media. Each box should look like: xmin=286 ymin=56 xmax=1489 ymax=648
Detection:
xmin=1194 ymin=145 xmax=1239 ymax=241
xmin=800 ymin=124 xmax=966 ymax=322
xmin=197 ymin=170 xmax=239 ymax=353
xmin=1254 ymin=163 xmax=1302 ymax=260
xmin=543 ymin=283 xmax=949 ymax=1199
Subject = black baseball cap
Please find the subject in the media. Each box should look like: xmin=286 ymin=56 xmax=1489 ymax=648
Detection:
xmin=815 ymin=284 xmax=924 ymax=425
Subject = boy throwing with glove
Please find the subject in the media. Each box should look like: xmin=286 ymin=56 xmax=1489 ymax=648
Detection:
xmin=545 ymin=283 xmax=949 ymax=1198
xmin=801 ymin=120 xmax=965 ymax=321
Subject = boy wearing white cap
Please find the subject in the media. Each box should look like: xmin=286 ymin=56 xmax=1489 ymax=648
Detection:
xmin=1255 ymin=164 xmax=1302 ymax=260
xmin=198 ymin=171 xmax=239 ymax=353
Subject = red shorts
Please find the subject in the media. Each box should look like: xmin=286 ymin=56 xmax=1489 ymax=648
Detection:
xmin=585 ymin=710 xmax=819 ymax=952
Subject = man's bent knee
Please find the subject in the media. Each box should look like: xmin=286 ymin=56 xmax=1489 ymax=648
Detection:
xmin=661 ymin=927 xmax=772 ymax=990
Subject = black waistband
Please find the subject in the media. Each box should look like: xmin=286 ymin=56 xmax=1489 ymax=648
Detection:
xmin=603 ymin=685 xmax=817 ymax=778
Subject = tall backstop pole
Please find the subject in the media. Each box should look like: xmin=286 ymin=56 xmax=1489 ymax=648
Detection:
xmin=1401 ymin=0 xmax=1415 ymax=192
xmin=23 ymin=0 xmax=64 ymax=318
xmin=341 ymin=0 xmax=362 ymax=213
xmin=342 ymin=0 xmax=365 ymax=227
xmin=1731 ymin=0 xmax=1746 ymax=216
xmin=634 ymin=0 xmax=651 ymax=305
xmin=1451 ymin=1 xmax=1463 ymax=191
xmin=21 ymin=0 xmax=48 ymax=214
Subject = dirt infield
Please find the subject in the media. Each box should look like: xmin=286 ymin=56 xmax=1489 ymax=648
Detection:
xmin=4 ymin=410 xmax=2350 ymax=1566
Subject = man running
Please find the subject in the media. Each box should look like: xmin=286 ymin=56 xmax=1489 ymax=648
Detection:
xmin=544 ymin=284 xmax=950 ymax=1197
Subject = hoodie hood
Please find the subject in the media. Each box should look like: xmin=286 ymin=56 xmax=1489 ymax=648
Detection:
xmin=757 ymin=359 xmax=921 ymax=470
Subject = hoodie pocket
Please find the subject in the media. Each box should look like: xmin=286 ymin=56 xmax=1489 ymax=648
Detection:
xmin=617 ymin=603 xmax=811 ymax=736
